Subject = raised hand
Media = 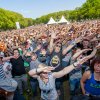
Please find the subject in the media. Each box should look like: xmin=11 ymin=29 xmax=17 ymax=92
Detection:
xmin=72 ymin=48 xmax=92 ymax=60
xmin=25 ymin=51 xmax=31 ymax=56
xmin=96 ymin=43 xmax=100 ymax=49
xmin=78 ymin=57 xmax=90 ymax=65
xmin=75 ymin=36 xmax=83 ymax=43
xmin=51 ymin=32 xmax=56 ymax=39
xmin=37 ymin=66 xmax=55 ymax=73
xmin=74 ymin=48 xmax=97 ymax=68
xmin=43 ymin=67 xmax=55 ymax=73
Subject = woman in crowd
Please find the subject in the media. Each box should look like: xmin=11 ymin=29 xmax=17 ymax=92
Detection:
xmin=81 ymin=56 xmax=100 ymax=100
xmin=28 ymin=48 xmax=96 ymax=100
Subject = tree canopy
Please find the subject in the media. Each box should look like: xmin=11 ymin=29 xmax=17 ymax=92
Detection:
xmin=0 ymin=8 xmax=33 ymax=30
xmin=34 ymin=0 xmax=100 ymax=24
xmin=0 ymin=0 xmax=100 ymax=30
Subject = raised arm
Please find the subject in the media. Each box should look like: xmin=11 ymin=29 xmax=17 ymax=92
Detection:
xmin=49 ymin=33 xmax=56 ymax=53
xmin=62 ymin=36 xmax=82 ymax=55
xmin=28 ymin=64 xmax=54 ymax=78
xmin=84 ymin=48 xmax=97 ymax=60
xmin=53 ymin=49 xmax=96 ymax=78
xmin=72 ymin=49 xmax=92 ymax=60
xmin=62 ymin=43 xmax=75 ymax=55
xmin=2 ymin=56 xmax=14 ymax=62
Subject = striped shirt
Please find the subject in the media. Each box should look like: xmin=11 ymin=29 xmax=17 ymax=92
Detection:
xmin=0 ymin=64 xmax=6 ymax=79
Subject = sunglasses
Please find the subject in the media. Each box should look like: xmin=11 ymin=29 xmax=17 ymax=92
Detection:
xmin=42 ymin=72 xmax=48 ymax=74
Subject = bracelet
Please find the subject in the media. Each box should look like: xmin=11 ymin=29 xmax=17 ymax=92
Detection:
xmin=73 ymin=63 xmax=77 ymax=68
xmin=36 ymin=68 xmax=38 ymax=74
xmin=73 ymin=62 xmax=81 ymax=69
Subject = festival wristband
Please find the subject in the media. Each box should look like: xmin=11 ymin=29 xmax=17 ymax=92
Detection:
xmin=36 ymin=68 xmax=38 ymax=74
xmin=73 ymin=62 xmax=81 ymax=69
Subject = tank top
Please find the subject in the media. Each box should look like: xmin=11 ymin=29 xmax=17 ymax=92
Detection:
xmin=84 ymin=73 xmax=100 ymax=95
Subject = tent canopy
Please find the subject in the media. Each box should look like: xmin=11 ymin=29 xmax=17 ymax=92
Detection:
xmin=58 ymin=16 xmax=70 ymax=24
xmin=47 ymin=17 xmax=57 ymax=24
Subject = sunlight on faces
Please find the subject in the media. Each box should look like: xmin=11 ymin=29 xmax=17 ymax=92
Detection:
xmin=41 ymin=72 xmax=49 ymax=79
xmin=31 ymin=54 xmax=37 ymax=60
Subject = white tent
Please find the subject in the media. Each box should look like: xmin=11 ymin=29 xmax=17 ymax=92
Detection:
xmin=47 ymin=17 xmax=57 ymax=24
xmin=58 ymin=16 xmax=70 ymax=24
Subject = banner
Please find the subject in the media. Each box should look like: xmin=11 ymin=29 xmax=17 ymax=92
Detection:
xmin=15 ymin=22 xmax=20 ymax=29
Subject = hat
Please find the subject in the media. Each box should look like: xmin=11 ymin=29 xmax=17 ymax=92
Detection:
xmin=0 ymin=52 xmax=4 ymax=57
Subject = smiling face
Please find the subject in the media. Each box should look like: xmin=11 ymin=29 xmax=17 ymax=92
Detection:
xmin=91 ymin=56 xmax=100 ymax=73
xmin=40 ymin=72 xmax=49 ymax=79
xmin=13 ymin=49 xmax=19 ymax=58
xmin=38 ymin=63 xmax=49 ymax=79
xmin=94 ymin=63 xmax=100 ymax=73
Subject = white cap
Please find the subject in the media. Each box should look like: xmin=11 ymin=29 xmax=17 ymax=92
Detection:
xmin=0 ymin=52 xmax=4 ymax=57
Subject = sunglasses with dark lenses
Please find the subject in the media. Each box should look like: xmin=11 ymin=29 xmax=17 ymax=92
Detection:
xmin=42 ymin=72 xmax=48 ymax=74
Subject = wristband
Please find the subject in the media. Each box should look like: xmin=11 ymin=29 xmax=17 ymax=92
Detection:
xmin=36 ymin=68 xmax=38 ymax=74
xmin=36 ymin=68 xmax=40 ymax=74
xmin=73 ymin=63 xmax=77 ymax=68
xmin=73 ymin=62 xmax=81 ymax=69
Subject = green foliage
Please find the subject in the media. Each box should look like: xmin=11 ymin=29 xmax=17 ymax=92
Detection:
xmin=76 ymin=0 xmax=100 ymax=20
xmin=34 ymin=0 xmax=100 ymax=24
xmin=0 ymin=0 xmax=100 ymax=30
xmin=0 ymin=8 xmax=33 ymax=30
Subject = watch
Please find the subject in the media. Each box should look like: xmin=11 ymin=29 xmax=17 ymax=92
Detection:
xmin=73 ymin=63 xmax=77 ymax=68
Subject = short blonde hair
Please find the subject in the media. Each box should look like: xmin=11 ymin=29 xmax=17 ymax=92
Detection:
xmin=38 ymin=63 xmax=47 ymax=68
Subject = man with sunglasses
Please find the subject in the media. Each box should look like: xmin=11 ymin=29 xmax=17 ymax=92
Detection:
xmin=48 ymin=33 xmax=79 ymax=100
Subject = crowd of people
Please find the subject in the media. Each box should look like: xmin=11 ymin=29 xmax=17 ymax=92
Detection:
xmin=0 ymin=19 xmax=100 ymax=100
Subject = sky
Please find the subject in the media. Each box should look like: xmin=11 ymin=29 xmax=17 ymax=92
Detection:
xmin=0 ymin=0 xmax=86 ymax=19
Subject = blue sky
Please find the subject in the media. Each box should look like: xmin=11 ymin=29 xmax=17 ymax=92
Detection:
xmin=0 ymin=0 xmax=86 ymax=19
